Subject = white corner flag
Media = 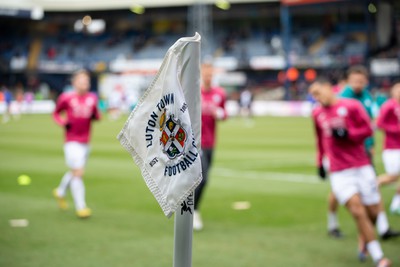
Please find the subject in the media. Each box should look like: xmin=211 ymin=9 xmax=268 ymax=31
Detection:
xmin=117 ymin=33 xmax=202 ymax=218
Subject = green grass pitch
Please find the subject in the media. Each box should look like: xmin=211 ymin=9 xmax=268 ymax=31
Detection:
xmin=0 ymin=115 xmax=399 ymax=267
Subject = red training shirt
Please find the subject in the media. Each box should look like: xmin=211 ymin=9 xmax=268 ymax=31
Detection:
xmin=201 ymin=86 xmax=227 ymax=149
xmin=377 ymin=98 xmax=400 ymax=149
xmin=53 ymin=91 xmax=100 ymax=144
xmin=312 ymin=98 xmax=372 ymax=172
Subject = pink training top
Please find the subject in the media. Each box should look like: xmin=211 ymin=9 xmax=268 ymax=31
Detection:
xmin=53 ymin=91 xmax=100 ymax=143
xmin=377 ymin=98 xmax=400 ymax=149
xmin=201 ymin=86 xmax=227 ymax=149
xmin=312 ymin=98 xmax=372 ymax=172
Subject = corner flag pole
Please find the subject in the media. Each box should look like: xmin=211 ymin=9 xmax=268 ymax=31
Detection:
xmin=173 ymin=32 xmax=201 ymax=267
xmin=117 ymin=33 xmax=202 ymax=267
xmin=173 ymin=192 xmax=195 ymax=267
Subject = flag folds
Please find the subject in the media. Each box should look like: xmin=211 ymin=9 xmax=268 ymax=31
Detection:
xmin=118 ymin=33 xmax=202 ymax=218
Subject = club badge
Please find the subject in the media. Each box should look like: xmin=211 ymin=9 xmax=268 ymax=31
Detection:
xmin=160 ymin=111 xmax=188 ymax=160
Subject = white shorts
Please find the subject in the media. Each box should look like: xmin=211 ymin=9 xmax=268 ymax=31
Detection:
xmin=382 ymin=149 xmax=400 ymax=175
xmin=330 ymin=165 xmax=380 ymax=206
xmin=64 ymin=142 xmax=89 ymax=169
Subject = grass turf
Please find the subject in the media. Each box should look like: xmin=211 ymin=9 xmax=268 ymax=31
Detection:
xmin=0 ymin=115 xmax=399 ymax=267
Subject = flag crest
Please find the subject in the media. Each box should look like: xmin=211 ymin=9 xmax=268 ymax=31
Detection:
xmin=118 ymin=33 xmax=202 ymax=218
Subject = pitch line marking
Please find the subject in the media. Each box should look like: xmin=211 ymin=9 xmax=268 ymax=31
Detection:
xmin=213 ymin=167 xmax=320 ymax=184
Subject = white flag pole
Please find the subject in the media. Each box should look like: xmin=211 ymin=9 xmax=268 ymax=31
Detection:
xmin=173 ymin=32 xmax=201 ymax=267
xmin=117 ymin=33 xmax=202 ymax=267
xmin=173 ymin=192 xmax=195 ymax=267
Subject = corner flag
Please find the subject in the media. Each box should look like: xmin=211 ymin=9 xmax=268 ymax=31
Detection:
xmin=118 ymin=33 xmax=202 ymax=218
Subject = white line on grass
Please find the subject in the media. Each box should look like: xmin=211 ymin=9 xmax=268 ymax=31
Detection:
xmin=213 ymin=167 xmax=320 ymax=184
xmin=218 ymin=159 xmax=315 ymax=169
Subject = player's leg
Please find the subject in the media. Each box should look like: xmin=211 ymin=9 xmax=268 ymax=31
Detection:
xmin=323 ymin=157 xmax=342 ymax=237
xmin=366 ymin=150 xmax=394 ymax=239
xmin=379 ymin=149 xmax=400 ymax=214
xmin=364 ymin=202 xmax=392 ymax=239
xmin=194 ymin=148 xmax=213 ymax=210
xmin=330 ymin=168 xmax=390 ymax=265
xmin=357 ymin=234 xmax=368 ymax=262
xmin=359 ymin=165 xmax=400 ymax=241
xmin=53 ymin=171 xmax=72 ymax=210
xmin=194 ymin=148 xmax=213 ymax=230
xmin=56 ymin=172 xmax=72 ymax=196
xmin=378 ymin=149 xmax=400 ymax=187
xmin=327 ymin=191 xmax=343 ymax=238
xmin=70 ymin=168 xmax=91 ymax=218
xmin=390 ymin=186 xmax=400 ymax=215
xmin=345 ymin=194 xmax=390 ymax=266
xmin=378 ymin=174 xmax=399 ymax=186
xmin=375 ymin=200 xmax=400 ymax=240
xmin=355 ymin=205 xmax=392 ymax=262
xmin=65 ymin=142 xmax=91 ymax=218
xmin=53 ymin=142 xmax=77 ymax=210
xmin=378 ymin=174 xmax=400 ymax=217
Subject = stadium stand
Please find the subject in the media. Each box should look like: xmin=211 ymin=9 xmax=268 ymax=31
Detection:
xmin=0 ymin=1 xmax=399 ymax=99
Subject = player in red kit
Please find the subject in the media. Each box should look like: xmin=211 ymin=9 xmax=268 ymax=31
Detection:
xmin=377 ymin=82 xmax=400 ymax=215
xmin=193 ymin=62 xmax=227 ymax=231
xmin=53 ymin=70 xmax=100 ymax=219
xmin=310 ymin=78 xmax=391 ymax=267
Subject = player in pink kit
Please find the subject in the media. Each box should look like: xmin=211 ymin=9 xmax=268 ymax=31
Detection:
xmin=310 ymin=78 xmax=391 ymax=267
xmin=377 ymin=82 xmax=400 ymax=215
xmin=193 ymin=62 xmax=227 ymax=231
xmin=53 ymin=70 xmax=100 ymax=218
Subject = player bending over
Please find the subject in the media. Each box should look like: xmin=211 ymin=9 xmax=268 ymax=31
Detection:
xmin=53 ymin=70 xmax=100 ymax=219
xmin=310 ymin=78 xmax=391 ymax=267
xmin=376 ymin=82 xmax=400 ymax=215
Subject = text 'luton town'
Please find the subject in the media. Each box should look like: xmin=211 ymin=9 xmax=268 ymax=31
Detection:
xmin=145 ymin=93 xmax=175 ymax=148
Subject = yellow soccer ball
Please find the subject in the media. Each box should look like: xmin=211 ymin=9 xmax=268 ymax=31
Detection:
xmin=18 ymin=175 xmax=31 ymax=186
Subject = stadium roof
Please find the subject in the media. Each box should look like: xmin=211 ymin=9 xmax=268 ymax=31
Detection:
xmin=0 ymin=0 xmax=278 ymax=12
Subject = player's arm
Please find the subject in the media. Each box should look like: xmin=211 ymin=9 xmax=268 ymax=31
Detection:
xmin=216 ymin=90 xmax=228 ymax=121
xmin=53 ymin=94 xmax=68 ymax=127
xmin=377 ymin=103 xmax=400 ymax=134
xmin=91 ymin=95 xmax=101 ymax=121
xmin=346 ymin=102 xmax=373 ymax=142
xmin=312 ymin=112 xmax=326 ymax=179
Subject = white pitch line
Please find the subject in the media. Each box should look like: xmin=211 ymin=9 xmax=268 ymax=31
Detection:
xmin=218 ymin=160 xmax=315 ymax=169
xmin=213 ymin=167 xmax=320 ymax=184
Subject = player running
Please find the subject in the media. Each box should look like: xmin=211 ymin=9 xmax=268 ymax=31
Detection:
xmin=376 ymin=82 xmax=400 ymax=215
xmin=310 ymin=78 xmax=391 ymax=267
xmin=320 ymin=74 xmax=347 ymax=238
xmin=325 ymin=66 xmax=399 ymax=240
xmin=324 ymin=66 xmax=375 ymax=238
xmin=193 ymin=62 xmax=227 ymax=231
xmin=53 ymin=70 xmax=100 ymax=219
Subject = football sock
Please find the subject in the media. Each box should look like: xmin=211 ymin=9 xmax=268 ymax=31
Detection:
xmin=70 ymin=177 xmax=86 ymax=210
xmin=366 ymin=240 xmax=384 ymax=263
xmin=376 ymin=211 xmax=389 ymax=236
xmin=327 ymin=212 xmax=339 ymax=230
xmin=390 ymin=194 xmax=400 ymax=211
xmin=57 ymin=172 xmax=72 ymax=197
